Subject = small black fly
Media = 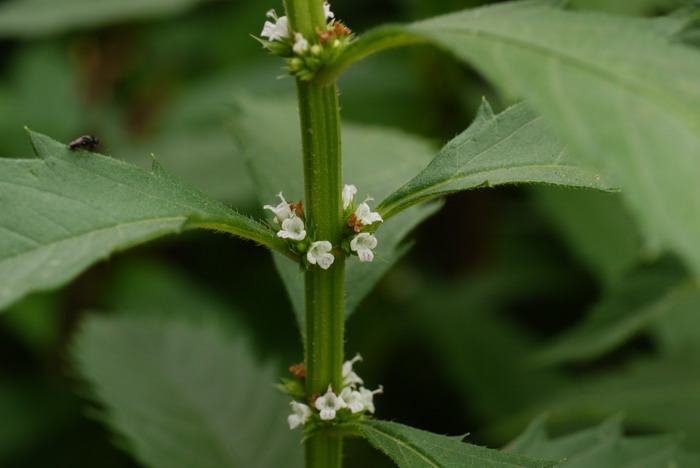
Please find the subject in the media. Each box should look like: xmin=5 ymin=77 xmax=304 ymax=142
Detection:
xmin=68 ymin=135 xmax=100 ymax=151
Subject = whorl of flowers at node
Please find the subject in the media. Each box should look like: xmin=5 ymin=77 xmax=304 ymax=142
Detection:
xmin=257 ymin=2 xmax=353 ymax=81
xmin=264 ymin=192 xmax=335 ymax=270
xmin=282 ymin=354 xmax=383 ymax=431
xmin=341 ymin=184 xmax=382 ymax=263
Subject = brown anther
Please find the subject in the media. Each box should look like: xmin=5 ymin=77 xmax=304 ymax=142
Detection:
xmin=347 ymin=213 xmax=364 ymax=233
xmin=333 ymin=22 xmax=352 ymax=37
xmin=289 ymin=200 xmax=304 ymax=219
xmin=289 ymin=362 xmax=306 ymax=379
xmin=316 ymin=26 xmax=335 ymax=43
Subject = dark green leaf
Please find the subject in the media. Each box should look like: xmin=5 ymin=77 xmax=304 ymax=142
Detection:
xmin=378 ymin=101 xmax=615 ymax=220
xmin=506 ymin=416 xmax=700 ymax=468
xmin=530 ymin=260 xmax=693 ymax=366
xmin=327 ymin=1 xmax=700 ymax=276
xmin=353 ymin=419 xmax=557 ymax=468
xmin=0 ymin=0 xmax=215 ymax=38
xmin=532 ymin=188 xmax=642 ymax=286
xmin=73 ymin=313 xmax=302 ymax=468
xmin=0 ymin=130 xmax=289 ymax=311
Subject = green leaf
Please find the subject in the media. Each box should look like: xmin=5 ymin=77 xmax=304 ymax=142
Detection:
xmin=378 ymin=100 xmax=615 ymax=220
xmin=530 ymin=259 xmax=693 ymax=366
xmin=532 ymin=188 xmax=642 ymax=287
xmin=0 ymin=130 xmax=290 ymax=312
xmin=230 ymin=94 xmax=438 ymax=324
xmin=0 ymin=0 xmax=214 ymax=38
xmin=73 ymin=313 xmax=302 ymax=468
xmin=506 ymin=416 xmax=700 ymax=467
xmin=352 ymin=419 xmax=557 ymax=468
xmin=326 ymin=1 xmax=700 ymax=276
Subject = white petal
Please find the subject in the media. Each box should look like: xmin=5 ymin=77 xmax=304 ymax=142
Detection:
xmin=357 ymin=248 xmax=374 ymax=262
xmin=342 ymin=184 xmax=357 ymax=209
xmin=278 ymin=216 xmax=306 ymax=240
xmin=319 ymin=409 xmax=336 ymax=420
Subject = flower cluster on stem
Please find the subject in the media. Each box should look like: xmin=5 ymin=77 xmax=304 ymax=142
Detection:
xmin=341 ymin=184 xmax=382 ymax=262
xmin=265 ymin=192 xmax=336 ymax=269
xmin=257 ymin=2 xmax=353 ymax=80
xmin=282 ymin=355 xmax=383 ymax=431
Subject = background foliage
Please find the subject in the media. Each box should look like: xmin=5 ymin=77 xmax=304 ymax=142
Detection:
xmin=1 ymin=0 xmax=699 ymax=466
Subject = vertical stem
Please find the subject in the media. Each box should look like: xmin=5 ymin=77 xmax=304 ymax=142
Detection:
xmin=284 ymin=1 xmax=345 ymax=466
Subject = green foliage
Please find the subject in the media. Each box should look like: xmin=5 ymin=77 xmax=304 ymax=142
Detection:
xmin=506 ymin=416 xmax=700 ymax=467
xmin=378 ymin=100 xmax=616 ymax=220
xmin=353 ymin=419 xmax=557 ymax=468
xmin=0 ymin=130 xmax=288 ymax=312
xmin=230 ymin=94 xmax=440 ymax=323
xmin=73 ymin=313 xmax=302 ymax=468
xmin=531 ymin=259 xmax=693 ymax=366
xmin=0 ymin=0 xmax=215 ymax=38
xmin=333 ymin=0 xmax=700 ymax=276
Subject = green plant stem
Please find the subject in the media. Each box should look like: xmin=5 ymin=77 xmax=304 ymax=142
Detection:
xmin=284 ymin=1 xmax=346 ymax=466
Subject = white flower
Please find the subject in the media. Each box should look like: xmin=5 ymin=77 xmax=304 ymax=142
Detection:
xmin=261 ymin=9 xmax=290 ymax=41
xmin=315 ymin=385 xmax=345 ymax=420
xmin=342 ymin=184 xmax=357 ymax=209
xmin=324 ymin=2 xmax=335 ymax=20
xmin=358 ymin=386 xmax=383 ymax=414
xmin=354 ymin=198 xmax=383 ymax=225
xmin=350 ymin=233 xmax=377 ymax=263
xmin=307 ymin=241 xmax=335 ymax=269
xmin=340 ymin=387 xmax=364 ymax=413
xmin=288 ymin=401 xmax=312 ymax=429
xmin=264 ymin=192 xmax=293 ymax=224
xmin=342 ymin=353 xmax=364 ymax=387
xmin=277 ymin=216 xmax=306 ymax=241
xmin=292 ymin=32 xmax=309 ymax=54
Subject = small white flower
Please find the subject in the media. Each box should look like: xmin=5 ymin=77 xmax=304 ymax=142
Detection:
xmin=292 ymin=32 xmax=309 ymax=54
xmin=264 ymin=192 xmax=293 ymax=224
xmin=342 ymin=353 xmax=364 ymax=387
xmin=310 ymin=44 xmax=323 ymax=55
xmin=342 ymin=184 xmax=357 ymax=209
xmin=354 ymin=198 xmax=383 ymax=225
xmin=277 ymin=216 xmax=306 ymax=241
xmin=323 ymin=2 xmax=335 ymax=20
xmin=288 ymin=401 xmax=312 ymax=429
xmin=307 ymin=241 xmax=335 ymax=269
xmin=350 ymin=233 xmax=377 ymax=263
xmin=261 ymin=9 xmax=290 ymax=41
xmin=358 ymin=386 xmax=383 ymax=414
xmin=340 ymin=387 xmax=364 ymax=413
xmin=315 ymin=385 xmax=345 ymax=420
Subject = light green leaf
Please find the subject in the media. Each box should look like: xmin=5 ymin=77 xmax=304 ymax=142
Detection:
xmin=0 ymin=130 xmax=290 ymax=312
xmin=0 ymin=0 xmax=215 ymax=38
xmin=506 ymin=416 xmax=700 ymax=468
xmin=230 ymin=95 xmax=438 ymax=324
xmin=73 ymin=313 xmax=302 ymax=468
xmin=325 ymin=1 xmax=700 ymax=276
xmin=530 ymin=259 xmax=693 ymax=366
xmin=352 ymin=419 xmax=557 ymax=468
xmin=378 ymin=100 xmax=615 ymax=220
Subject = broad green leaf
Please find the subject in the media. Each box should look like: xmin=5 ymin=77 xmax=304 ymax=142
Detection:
xmin=532 ymin=188 xmax=642 ymax=287
xmin=0 ymin=0 xmax=214 ymax=38
xmin=352 ymin=419 xmax=557 ymax=468
xmin=325 ymin=1 xmax=700 ymax=276
xmin=651 ymin=291 xmax=700 ymax=356
xmin=0 ymin=130 xmax=290 ymax=312
xmin=506 ymin=416 xmax=700 ymax=467
xmin=378 ymin=100 xmax=615 ymax=220
xmin=230 ymin=95 xmax=438 ymax=324
xmin=519 ymin=349 xmax=700 ymax=448
xmin=530 ymin=259 xmax=693 ymax=366
xmin=569 ymin=0 xmax=676 ymax=15
xmin=73 ymin=313 xmax=302 ymax=468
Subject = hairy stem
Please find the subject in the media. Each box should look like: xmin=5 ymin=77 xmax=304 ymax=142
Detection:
xmin=285 ymin=0 xmax=345 ymax=466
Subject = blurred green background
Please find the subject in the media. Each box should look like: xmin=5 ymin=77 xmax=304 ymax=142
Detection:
xmin=0 ymin=0 xmax=695 ymax=466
